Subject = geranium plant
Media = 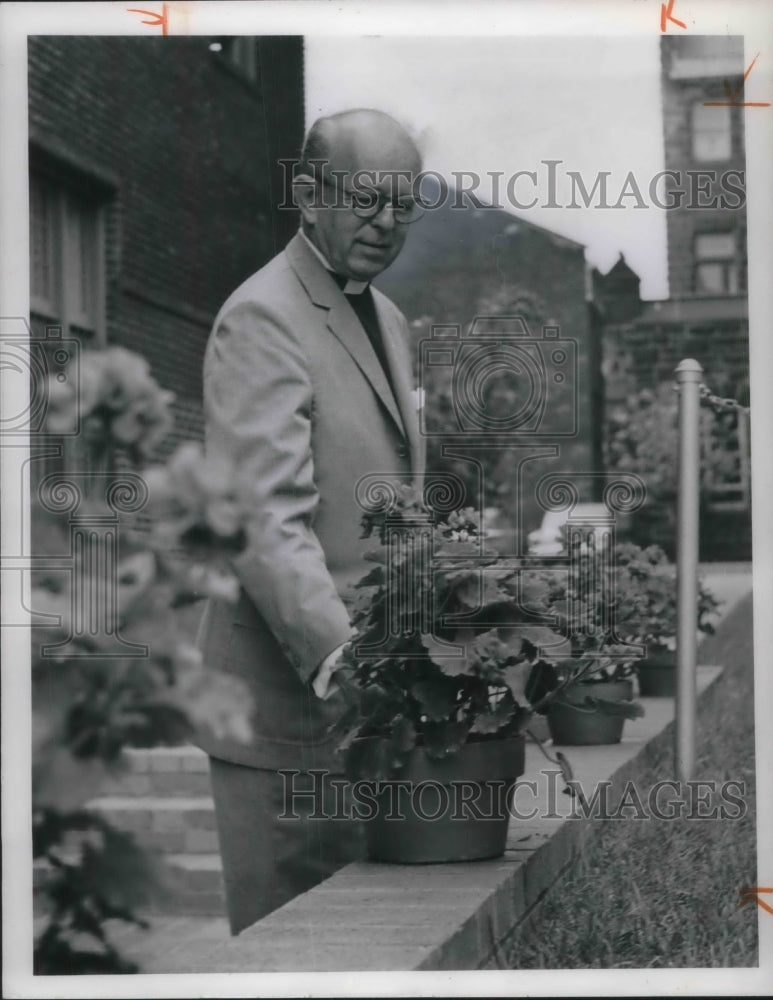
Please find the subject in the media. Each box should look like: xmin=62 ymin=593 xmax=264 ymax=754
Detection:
xmin=611 ymin=542 xmax=720 ymax=655
xmin=331 ymin=485 xmax=617 ymax=781
xmin=527 ymin=536 xmax=719 ymax=716
xmin=523 ymin=529 xmax=646 ymax=722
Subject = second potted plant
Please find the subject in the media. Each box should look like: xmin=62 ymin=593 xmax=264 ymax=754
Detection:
xmin=612 ymin=544 xmax=720 ymax=697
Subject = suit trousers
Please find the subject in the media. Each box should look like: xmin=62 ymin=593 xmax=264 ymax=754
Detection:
xmin=208 ymin=756 xmax=366 ymax=935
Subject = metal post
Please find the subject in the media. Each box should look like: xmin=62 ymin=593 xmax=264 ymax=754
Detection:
xmin=674 ymin=359 xmax=703 ymax=781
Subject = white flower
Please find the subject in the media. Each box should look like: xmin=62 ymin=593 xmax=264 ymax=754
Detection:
xmin=206 ymin=496 xmax=242 ymax=537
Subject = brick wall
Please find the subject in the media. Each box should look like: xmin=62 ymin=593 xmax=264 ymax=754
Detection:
xmin=28 ymin=36 xmax=304 ymax=449
xmin=660 ymin=36 xmax=747 ymax=299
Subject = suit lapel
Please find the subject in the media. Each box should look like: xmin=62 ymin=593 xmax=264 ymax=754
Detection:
xmin=286 ymin=234 xmax=407 ymax=439
xmin=373 ymin=293 xmax=425 ymax=476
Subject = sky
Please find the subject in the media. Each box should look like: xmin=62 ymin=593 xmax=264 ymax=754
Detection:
xmin=305 ymin=36 xmax=669 ymax=299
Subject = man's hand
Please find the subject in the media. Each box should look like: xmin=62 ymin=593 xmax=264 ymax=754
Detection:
xmin=311 ymin=634 xmax=356 ymax=700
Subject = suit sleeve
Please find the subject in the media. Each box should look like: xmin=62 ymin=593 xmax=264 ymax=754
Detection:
xmin=203 ymin=300 xmax=353 ymax=684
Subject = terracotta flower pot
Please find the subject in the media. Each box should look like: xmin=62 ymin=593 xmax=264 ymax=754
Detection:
xmin=547 ymin=679 xmax=634 ymax=746
xmin=351 ymin=735 xmax=525 ymax=864
xmin=637 ymin=647 xmax=677 ymax=697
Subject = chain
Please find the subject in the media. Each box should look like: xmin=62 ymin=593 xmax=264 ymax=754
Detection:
xmin=698 ymin=383 xmax=750 ymax=416
xmin=670 ymin=381 xmax=750 ymax=416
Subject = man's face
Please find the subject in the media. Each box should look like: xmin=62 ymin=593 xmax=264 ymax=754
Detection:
xmin=302 ymin=133 xmax=422 ymax=281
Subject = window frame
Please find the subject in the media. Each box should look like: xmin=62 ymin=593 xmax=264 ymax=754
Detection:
xmin=693 ymin=229 xmax=740 ymax=295
xmin=690 ymin=101 xmax=732 ymax=163
xmin=29 ymin=170 xmax=107 ymax=346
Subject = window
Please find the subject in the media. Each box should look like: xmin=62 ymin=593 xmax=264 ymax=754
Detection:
xmin=30 ymin=172 xmax=105 ymax=342
xmin=29 ymin=170 xmax=108 ymax=482
xmin=691 ymin=102 xmax=732 ymax=161
xmin=694 ymin=232 xmax=739 ymax=294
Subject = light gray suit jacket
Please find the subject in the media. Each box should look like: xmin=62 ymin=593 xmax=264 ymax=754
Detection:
xmin=196 ymin=233 xmax=424 ymax=771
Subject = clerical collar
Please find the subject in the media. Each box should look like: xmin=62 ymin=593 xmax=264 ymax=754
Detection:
xmin=298 ymin=229 xmax=369 ymax=295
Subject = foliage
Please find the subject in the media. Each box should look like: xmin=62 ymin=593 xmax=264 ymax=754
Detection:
xmin=335 ymin=493 xmax=722 ymax=776
xmin=46 ymin=346 xmax=176 ymax=465
xmin=33 ymin=809 xmax=167 ymax=974
xmin=527 ymin=536 xmax=720 ymax=720
xmin=332 ymin=486 xmax=655 ymax=780
xmin=33 ymin=348 xmax=255 ymax=972
xmin=611 ymin=542 xmax=721 ymax=655
xmin=605 ymin=381 xmax=747 ymax=505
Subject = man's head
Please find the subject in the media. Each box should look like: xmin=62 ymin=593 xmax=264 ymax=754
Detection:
xmin=295 ymin=109 xmax=422 ymax=281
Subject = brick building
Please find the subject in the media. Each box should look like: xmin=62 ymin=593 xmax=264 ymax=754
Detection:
xmin=28 ymin=35 xmax=304 ymax=452
xmin=602 ymin=35 xmax=751 ymax=560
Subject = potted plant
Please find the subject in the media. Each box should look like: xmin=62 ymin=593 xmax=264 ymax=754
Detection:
xmin=526 ymin=530 xmax=645 ymax=747
xmin=611 ymin=544 xmax=721 ymax=697
xmin=331 ymin=485 xmax=571 ymax=864
xmin=541 ymin=661 xmax=641 ymax=747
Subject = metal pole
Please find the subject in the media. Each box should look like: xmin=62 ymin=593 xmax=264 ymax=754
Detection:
xmin=674 ymin=359 xmax=703 ymax=781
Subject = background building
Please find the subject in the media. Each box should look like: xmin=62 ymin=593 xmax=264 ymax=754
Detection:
xmin=602 ymin=35 xmax=751 ymax=560
xmin=28 ymin=35 xmax=304 ymax=455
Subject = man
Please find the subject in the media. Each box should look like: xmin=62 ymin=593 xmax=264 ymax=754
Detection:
xmin=196 ymin=109 xmax=425 ymax=934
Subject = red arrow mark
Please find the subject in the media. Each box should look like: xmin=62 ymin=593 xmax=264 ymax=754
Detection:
xmin=126 ymin=3 xmax=169 ymax=35
xmin=739 ymin=887 xmax=773 ymax=915
xmin=703 ymin=53 xmax=771 ymax=107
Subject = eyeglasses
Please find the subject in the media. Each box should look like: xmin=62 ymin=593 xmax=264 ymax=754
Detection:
xmin=314 ymin=177 xmax=425 ymax=224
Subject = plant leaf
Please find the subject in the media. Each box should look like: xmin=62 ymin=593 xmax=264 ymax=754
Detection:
xmin=524 ymin=660 xmax=560 ymax=708
xmin=420 ymin=632 xmax=469 ymax=675
xmin=411 ymin=677 xmax=459 ymax=721
xmin=502 ymin=660 xmax=535 ymax=705
xmin=470 ymin=691 xmax=516 ymax=734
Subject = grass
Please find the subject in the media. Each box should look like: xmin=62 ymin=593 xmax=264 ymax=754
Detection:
xmin=508 ymin=591 xmax=758 ymax=969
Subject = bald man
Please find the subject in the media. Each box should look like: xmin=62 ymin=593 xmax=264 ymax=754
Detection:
xmin=197 ymin=110 xmax=426 ymax=933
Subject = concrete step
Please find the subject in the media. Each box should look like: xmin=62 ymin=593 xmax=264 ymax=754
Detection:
xmin=86 ymin=795 xmax=219 ymax=855
xmin=85 ymin=748 xmax=227 ymax=916
xmin=157 ymin=854 xmax=227 ymax=917
xmin=99 ymin=746 xmax=213 ymax=799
